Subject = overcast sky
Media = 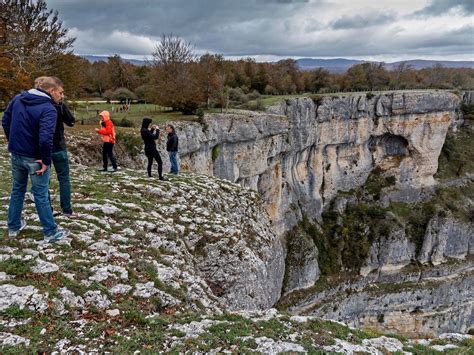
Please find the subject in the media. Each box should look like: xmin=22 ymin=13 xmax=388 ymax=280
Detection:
xmin=48 ymin=0 xmax=474 ymax=62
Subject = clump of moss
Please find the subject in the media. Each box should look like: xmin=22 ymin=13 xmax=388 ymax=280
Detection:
xmin=211 ymin=144 xmax=221 ymax=162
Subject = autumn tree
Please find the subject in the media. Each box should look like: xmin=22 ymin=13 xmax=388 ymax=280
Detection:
xmin=198 ymin=53 xmax=225 ymax=108
xmin=0 ymin=0 xmax=75 ymax=103
xmin=151 ymin=35 xmax=203 ymax=113
xmin=307 ymin=68 xmax=331 ymax=93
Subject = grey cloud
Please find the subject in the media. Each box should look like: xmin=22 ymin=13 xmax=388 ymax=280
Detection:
xmin=331 ymin=13 xmax=395 ymax=29
xmin=413 ymin=0 xmax=474 ymax=16
xmin=260 ymin=0 xmax=309 ymax=3
xmin=46 ymin=0 xmax=473 ymax=60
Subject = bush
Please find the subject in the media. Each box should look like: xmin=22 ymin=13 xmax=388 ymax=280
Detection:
xmin=264 ymin=85 xmax=276 ymax=95
xmin=212 ymin=144 xmax=221 ymax=161
xmin=112 ymin=87 xmax=137 ymax=102
xmin=247 ymin=90 xmax=261 ymax=100
xmin=116 ymin=131 xmax=142 ymax=157
xmin=119 ymin=118 xmax=134 ymax=127
xmin=228 ymin=87 xmax=248 ymax=105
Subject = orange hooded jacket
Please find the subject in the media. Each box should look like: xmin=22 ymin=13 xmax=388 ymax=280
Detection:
xmin=96 ymin=110 xmax=116 ymax=144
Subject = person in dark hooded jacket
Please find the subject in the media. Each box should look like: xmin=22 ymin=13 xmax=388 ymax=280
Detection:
xmin=140 ymin=117 xmax=165 ymax=180
xmin=50 ymin=100 xmax=75 ymax=216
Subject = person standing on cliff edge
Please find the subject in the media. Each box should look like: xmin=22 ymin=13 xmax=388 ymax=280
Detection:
xmin=166 ymin=124 xmax=179 ymax=175
xmin=2 ymin=76 xmax=70 ymax=242
xmin=140 ymin=117 xmax=166 ymax=180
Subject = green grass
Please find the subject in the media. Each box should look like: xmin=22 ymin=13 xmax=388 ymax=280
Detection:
xmin=71 ymin=103 xmax=199 ymax=126
xmin=0 ymin=257 xmax=35 ymax=276
xmin=1 ymin=305 xmax=33 ymax=319
xmin=245 ymin=94 xmax=306 ymax=108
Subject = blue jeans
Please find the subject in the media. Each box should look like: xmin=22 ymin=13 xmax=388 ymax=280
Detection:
xmin=52 ymin=150 xmax=72 ymax=214
xmin=168 ymin=151 xmax=179 ymax=174
xmin=8 ymin=153 xmax=57 ymax=236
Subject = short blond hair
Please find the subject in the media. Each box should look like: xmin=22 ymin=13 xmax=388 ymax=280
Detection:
xmin=34 ymin=76 xmax=64 ymax=90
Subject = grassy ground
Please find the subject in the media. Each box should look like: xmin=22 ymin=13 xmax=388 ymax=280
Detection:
xmin=70 ymin=103 xmax=198 ymax=126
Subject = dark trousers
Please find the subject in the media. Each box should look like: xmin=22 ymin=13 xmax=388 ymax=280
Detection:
xmin=102 ymin=142 xmax=117 ymax=170
xmin=52 ymin=150 xmax=72 ymax=214
xmin=146 ymin=149 xmax=163 ymax=177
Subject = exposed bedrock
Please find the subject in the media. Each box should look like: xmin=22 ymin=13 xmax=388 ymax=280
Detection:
xmin=175 ymin=92 xmax=459 ymax=233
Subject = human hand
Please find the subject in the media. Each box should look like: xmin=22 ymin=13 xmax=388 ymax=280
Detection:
xmin=35 ymin=160 xmax=47 ymax=175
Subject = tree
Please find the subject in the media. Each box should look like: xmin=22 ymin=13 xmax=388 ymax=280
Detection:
xmin=198 ymin=53 xmax=224 ymax=108
xmin=150 ymin=35 xmax=203 ymax=113
xmin=308 ymin=68 xmax=331 ymax=93
xmin=49 ymin=53 xmax=88 ymax=99
xmin=112 ymin=87 xmax=137 ymax=102
xmin=252 ymin=64 xmax=269 ymax=93
xmin=346 ymin=64 xmax=368 ymax=91
xmin=0 ymin=0 xmax=74 ymax=94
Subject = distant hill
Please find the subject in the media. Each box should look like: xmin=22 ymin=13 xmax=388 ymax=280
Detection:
xmin=296 ymin=58 xmax=474 ymax=72
xmin=80 ymin=55 xmax=474 ymax=73
xmin=81 ymin=55 xmax=148 ymax=66
xmin=296 ymin=58 xmax=365 ymax=72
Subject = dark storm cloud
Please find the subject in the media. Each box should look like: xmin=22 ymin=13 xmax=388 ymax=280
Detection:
xmin=47 ymin=0 xmax=474 ymax=60
xmin=413 ymin=0 xmax=474 ymax=16
xmin=331 ymin=13 xmax=395 ymax=30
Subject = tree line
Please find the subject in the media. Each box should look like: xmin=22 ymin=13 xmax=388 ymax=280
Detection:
xmin=1 ymin=0 xmax=474 ymax=112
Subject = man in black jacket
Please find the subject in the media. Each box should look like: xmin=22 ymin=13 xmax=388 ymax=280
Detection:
xmin=51 ymin=99 xmax=75 ymax=215
xmin=166 ymin=124 xmax=179 ymax=175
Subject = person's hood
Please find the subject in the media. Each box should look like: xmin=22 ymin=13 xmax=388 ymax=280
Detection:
xmin=141 ymin=117 xmax=152 ymax=129
xmin=99 ymin=110 xmax=110 ymax=121
xmin=19 ymin=89 xmax=53 ymax=106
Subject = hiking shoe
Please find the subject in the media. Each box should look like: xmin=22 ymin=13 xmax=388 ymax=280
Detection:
xmin=110 ymin=168 xmax=118 ymax=173
xmin=8 ymin=219 xmax=27 ymax=237
xmin=159 ymin=176 xmax=168 ymax=181
xmin=97 ymin=168 xmax=107 ymax=172
xmin=44 ymin=228 xmax=70 ymax=243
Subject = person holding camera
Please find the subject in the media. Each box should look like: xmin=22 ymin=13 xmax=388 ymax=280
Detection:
xmin=140 ymin=117 xmax=166 ymax=180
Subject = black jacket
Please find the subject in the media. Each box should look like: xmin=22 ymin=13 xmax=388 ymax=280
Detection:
xmin=141 ymin=127 xmax=160 ymax=153
xmin=53 ymin=102 xmax=75 ymax=152
xmin=167 ymin=132 xmax=178 ymax=152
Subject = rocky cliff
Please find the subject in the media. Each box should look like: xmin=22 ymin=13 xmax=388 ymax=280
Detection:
xmin=174 ymin=92 xmax=460 ymax=234
xmin=1 ymin=92 xmax=473 ymax=351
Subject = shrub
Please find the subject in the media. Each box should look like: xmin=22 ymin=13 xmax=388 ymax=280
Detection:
xmin=212 ymin=144 xmax=221 ymax=162
xmin=228 ymin=87 xmax=248 ymax=105
xmin=310 ymin=94 xmax=324 ymax=106
xmin=119 ymin=118 xmax=134 ymax=127
xmin=116 ymin=131 xmax=142 ymax=157
xmin=366 ymin=92 xmax=375 ymax=100
xmin=247 ymin=90 xmax=261 ymax=100
xmin=196 ymin=108 xmax=205 ymax=123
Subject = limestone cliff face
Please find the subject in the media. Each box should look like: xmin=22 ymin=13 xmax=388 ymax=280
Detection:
xmin=174 ymin=92 xmax=460 ymax=232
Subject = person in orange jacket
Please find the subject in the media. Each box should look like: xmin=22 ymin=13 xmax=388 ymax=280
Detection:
xmin=95 ymin=110 xmax=117 ymax=172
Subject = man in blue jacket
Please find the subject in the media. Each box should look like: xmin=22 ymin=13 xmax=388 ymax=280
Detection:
xmin=2 ymin=76 xmax=69 ymax=242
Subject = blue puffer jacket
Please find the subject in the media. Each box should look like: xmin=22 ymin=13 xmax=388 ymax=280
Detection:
xmin=2 ymin=89 xmax=57 ymax=166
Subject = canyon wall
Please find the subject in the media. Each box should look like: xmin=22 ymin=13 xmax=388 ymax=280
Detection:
xmin=175 ymin=92 xmax=460 ymax=233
